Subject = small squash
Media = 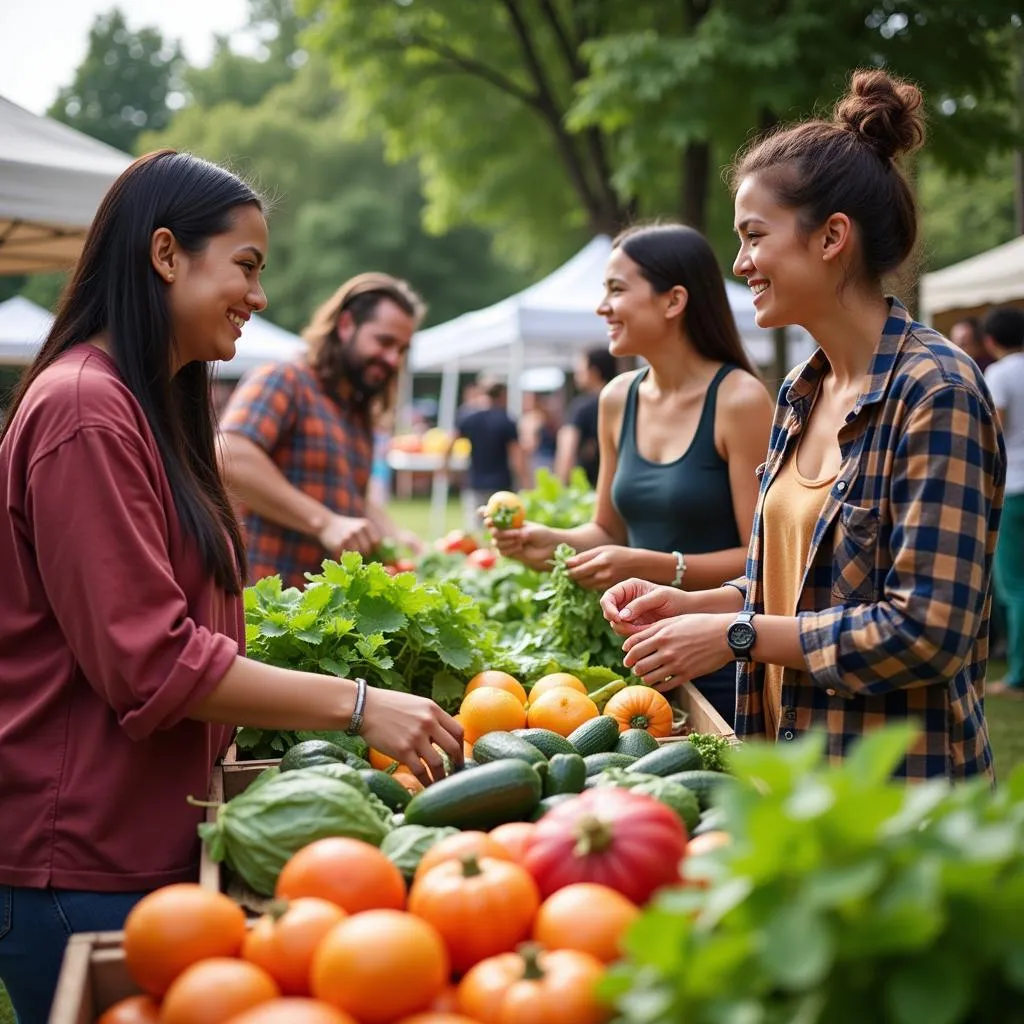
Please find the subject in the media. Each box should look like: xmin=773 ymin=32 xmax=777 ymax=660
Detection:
xmin=603 ymin=685 xmax=673 ymax=737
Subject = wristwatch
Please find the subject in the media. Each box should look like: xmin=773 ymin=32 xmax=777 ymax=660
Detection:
xmin=727 ymin=611 xmax=757 ymax=662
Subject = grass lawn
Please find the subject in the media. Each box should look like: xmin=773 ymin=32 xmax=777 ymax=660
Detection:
xmin=389 ymin=495 xmax=465 ymax=542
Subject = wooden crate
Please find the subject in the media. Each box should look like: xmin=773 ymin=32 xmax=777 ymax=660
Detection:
xmin=658 ymin=681 xmax=737 ymax=745
xmin=48 ymin=932 xmax=140 ymax=1024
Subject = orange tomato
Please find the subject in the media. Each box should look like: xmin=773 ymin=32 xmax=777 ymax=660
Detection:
xmin=122 ymin=884 xmax=247 ymax=996
xmin=160 ymin=958 xmax=280 ymax=1024
xmin=96 ymin=995 xmax=160 ymax=1024
xmin=224 ymin=1001 xmax=358 ymax=1024
xmin=311 ymin=910 xmax=449 ymax=1024
xmin=487 ymin=821 xmax=536 ymax=864
xmin=460 ymin=686 xmax=528 ymax=744
xmin=368 ymin=748 xmax=407 ymax=772
xmin=603 ymin=685 xmax=674 ymax=737
xmin=276 ymin=837 xmax=407 ymax=915
xmin=525 ymin=687 xmax=599 ymax=736
xmin=532 ymin=883 xmax=640 ymax=964
xmin=414 ymin=830 xmax=515 ymax=882
xmin=464 ymin=670 xmax=528 ymax=705
xmin=242 ymin=897 xmax=347 ymax=995
xmin=427 ymin=986 xmax=461 ymax=1013
xmin=395 ymin=1016 xmax=483 ymax=1024
xmin=528 ymin=673 xmax=586 ymax=700
xmin=484 ymin=491 xmax=526 ymax=529
xmin=393 ymin=769 xmax=426 ymax=793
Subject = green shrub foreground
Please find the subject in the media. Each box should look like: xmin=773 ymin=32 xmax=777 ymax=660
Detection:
xmin=605 ymin=725 xmax=1024 ymax=1024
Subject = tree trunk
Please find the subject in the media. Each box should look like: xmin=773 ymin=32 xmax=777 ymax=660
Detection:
xmin=681 ymin=141 xmax=710 ymax=232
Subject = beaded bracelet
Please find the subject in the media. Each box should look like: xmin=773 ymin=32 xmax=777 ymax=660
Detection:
xmin=346 ymin=676 xmax=368 ymax=736
xmin=671 ymin=550 xmax=687 ymax=588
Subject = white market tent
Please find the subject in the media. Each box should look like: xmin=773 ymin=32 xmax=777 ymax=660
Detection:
xmin=0 ymin=96 xmax=133 ymax=275
xmin=919 ymin=234 xmax=1024 ymax=332
xmin=0 ymin=295 xmax=305 ymax=378
xmin=409 ymin=234 xmax=813 ymax=431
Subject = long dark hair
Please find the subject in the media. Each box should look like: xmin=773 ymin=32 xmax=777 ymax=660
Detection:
xmin=614 ymin=224 xmax=758 ymax=377
xmin=1 ymin=149 xmax=258 ymax=593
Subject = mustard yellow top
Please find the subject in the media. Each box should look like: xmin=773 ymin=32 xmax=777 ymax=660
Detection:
xmin=759 ymin=448 xmax=836 ymax=737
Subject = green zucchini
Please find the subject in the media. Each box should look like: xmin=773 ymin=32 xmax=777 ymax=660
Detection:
xmin=278 ymin=740 xmax=349 ymax=772
xmin=615 ymin=729 xmax=661 ymax=758
xmin=543 ymin=753 xmax=587 ymax=797
xmin=472 ymin=732 xmax=547 ymax=767
xmin=531 ymin=793 xmax=578 ymax=820
xmin=404 ymin=760 xmax=543 ymax=830
xmin=358 ymin=769 xmax=412 ymax=811
xmin=511 ymin=728 xmax=577 ymax=758
xmin=626 ymin=741 xmax=703 ymax=777
xmin=664 ymin=769 xmax=730 ymax=811
xmin=567 ymin=716 xmax=620 ymax=756
xmin=583 ymin=751 xmax=637 ymax=776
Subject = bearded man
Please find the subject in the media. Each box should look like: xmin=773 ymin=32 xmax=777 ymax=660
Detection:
xmin=219 ymin=273 xmax=424 ymax=587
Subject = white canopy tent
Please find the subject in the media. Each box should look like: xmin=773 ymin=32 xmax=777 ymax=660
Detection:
xmin=0 ymin=96 xmax=133 ymax=275
xmin=919 ymin=234 xmax=1024 ymax=330
xmin=0 ymin=295 xmax=304 ymax=378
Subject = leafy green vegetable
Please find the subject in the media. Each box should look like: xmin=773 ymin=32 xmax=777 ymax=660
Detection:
xmin=234 ymin=727 xmax=369 ymax=762
xmin=521 ymin=467 xmax=596 ymax=529
xmin=241 ymin=553 xmax=507 ymax=719
xmin=198 ymin=765 xmax=391 ymax=896
xmin=380 ymin=824 xmax=460 ymax=881
xmin=687 ymin=732 xmax=733 ymax=772
xmin=603 ymin=725 xmax=1024 ymax=1024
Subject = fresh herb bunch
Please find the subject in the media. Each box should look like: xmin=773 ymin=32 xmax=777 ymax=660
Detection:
xmin=521 ymin=467 xmax=596 ymax=529
xmin=242 ymin=553 xmax=506 ymax=722
xmin=687 ymin=731 xmax=732 ymax=772
xmin=604 ymin=725 xmax=1024 ymax=1024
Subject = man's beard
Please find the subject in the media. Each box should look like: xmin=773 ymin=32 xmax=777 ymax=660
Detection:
xmin=339 ymin=339 xmax=395 ymax=401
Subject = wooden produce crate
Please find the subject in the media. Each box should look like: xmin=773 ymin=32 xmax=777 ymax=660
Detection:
xmin=48 ymin=931 xmax=140 ymax=1024
xmin=658 ymin=681 xmax=737 ymax=746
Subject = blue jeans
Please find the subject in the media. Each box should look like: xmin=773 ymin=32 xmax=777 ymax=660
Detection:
xmin=0 ymin=886 xmax=149 ymax=1024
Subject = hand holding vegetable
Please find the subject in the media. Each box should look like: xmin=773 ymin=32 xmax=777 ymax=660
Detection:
xmin=360 ymin=686 xmax=464 ymax=786
xmin=622 ymin=612 xmax=733 ymax=688
xmin=487 ymin=519 xmax=559 ymax=570
xmin=564 ymin=544 xmax=642 ymax=591
xmin=600 ymin=578 xmax=692 ymax=636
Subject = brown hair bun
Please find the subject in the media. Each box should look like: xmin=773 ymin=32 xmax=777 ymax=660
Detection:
xmin=834 ymin=69 xmax=925 ymax=162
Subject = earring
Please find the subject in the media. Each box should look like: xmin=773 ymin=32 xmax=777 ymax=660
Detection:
xmin=167 ymin=274 xmax=175 ymax=283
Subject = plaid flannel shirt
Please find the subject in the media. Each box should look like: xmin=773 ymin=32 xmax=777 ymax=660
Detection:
xmin=220 ymin=360 xmax=372 ymax=589
xmin=728 ymin=299 xmax=1005 ymax=781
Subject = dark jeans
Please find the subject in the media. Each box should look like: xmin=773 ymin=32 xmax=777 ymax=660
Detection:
xmin=691 ymin=665 xmax=738 ymax=730
xmin=0 ymin=886 xmax=148 ymax=1024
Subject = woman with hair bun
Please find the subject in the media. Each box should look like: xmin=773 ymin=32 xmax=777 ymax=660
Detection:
xmin=601 ymin=70 xmax=1005 ymax=780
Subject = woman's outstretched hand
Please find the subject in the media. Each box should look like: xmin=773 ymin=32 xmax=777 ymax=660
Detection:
xmin=600 ymin=578 xmax=692 ymax=636
xmin=359 ymin=687 xmax=464 ymax=786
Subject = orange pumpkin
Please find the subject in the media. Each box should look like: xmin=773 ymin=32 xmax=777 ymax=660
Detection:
xmin=414 ymin=831 xmax=515 ymax=881
xmin=457 ymin=945 xmax=609 ymax=1024
xmin=409 ymin=856 xmax=540 ymax=975
xmin=602 ymin=686 xmax=673 ymax=737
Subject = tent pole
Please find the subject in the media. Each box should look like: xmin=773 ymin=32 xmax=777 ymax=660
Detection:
xmin=430 ymin=360 xmax=460 ymax=539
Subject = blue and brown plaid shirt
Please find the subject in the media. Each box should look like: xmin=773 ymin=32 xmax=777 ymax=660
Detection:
xmin=728 ymin=299 xmax=1005 ymax=781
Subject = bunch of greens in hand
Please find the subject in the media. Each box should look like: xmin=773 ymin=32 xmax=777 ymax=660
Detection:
xmin=237 ymin=554 xmax=505 ymax=756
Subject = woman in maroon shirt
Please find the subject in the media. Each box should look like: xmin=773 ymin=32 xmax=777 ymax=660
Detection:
xmin=0 ymin=150 xmax=463 ymax=1024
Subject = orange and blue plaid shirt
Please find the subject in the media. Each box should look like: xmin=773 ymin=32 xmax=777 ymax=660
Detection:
xmin=728 ymin=299 xmax=1005 ymax=781
xmin=220 ymin=360 xmax=372 ymax=589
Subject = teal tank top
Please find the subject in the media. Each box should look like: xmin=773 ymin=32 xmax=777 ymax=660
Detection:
xmin=610 ymin=365 xmax=742 ymax=555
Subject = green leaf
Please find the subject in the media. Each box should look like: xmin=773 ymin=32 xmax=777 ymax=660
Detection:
xmin=804 ymin=858 xmax=886 ymax=909
xmin=759 ymin=903 xmax=834 ymax=990
xmin=885 ymin=956 xmax=970 ymax=1024
xmin=841 ymin=723 xmax=919 ymax=787
xmin=257 ymin=619 xmax=289 ymax=638
xmin=431 ymin=670 xmax=465 ymax=711
xmin=354 ymin=595 xmax=407 ymax=634
xmin=319 ymin=657 xmax=351 ymax=678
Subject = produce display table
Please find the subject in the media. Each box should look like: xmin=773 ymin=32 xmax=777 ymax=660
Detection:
xmin=48 ymin=932 xmax=136 ymax=1024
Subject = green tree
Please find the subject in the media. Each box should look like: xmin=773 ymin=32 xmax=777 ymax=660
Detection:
xmin=142 ymin=57 xmax=530 ymax=332
xmin=47 ymin=8 xmax=186 ymax=154
xmin=303 ymin=0 xmax=1023 ymax=268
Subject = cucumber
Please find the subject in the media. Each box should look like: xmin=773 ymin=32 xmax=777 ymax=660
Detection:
xmin=472 ymin=732 xmax=548 ymax=767
xmin=543 ymin=753 xmax=587 ymax=797
xmin=339 ymin=751 xmax=372 ymax=770
xmin=461 ymin=758 xmax=480 ymax=770
xmin=279 ymin=740 xmax=349 ymax=772
xmin=531 ymin=793 xmax=578 ymax=820
xmin=358 ymin=769 xmax=412 ymax=811
xmin=404 ymin=760 xmax=543 ymax=830
xmin=511 ymin=728 xmax=577 ymax=758
xmin=664 ymin=769 xmax=730 ymax=811
xmin=615 ymin=729 xmax=661 ymax=758
xmin=583 ymin=752 xmax=637 ymax=777
xmin=626 ymin=741 xmax=703 ymax=777
xmin=567 ymin=716 xmax=620 ymax=757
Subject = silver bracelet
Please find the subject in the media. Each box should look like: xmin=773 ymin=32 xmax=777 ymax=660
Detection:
xmin=346 ymin=676 xmax=368 ymax=736
xmin=671 ymin=550 xmax=687 ymax=588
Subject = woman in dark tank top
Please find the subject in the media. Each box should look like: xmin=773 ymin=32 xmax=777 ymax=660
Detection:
xmin=490 ymin=224 xmax=774 ymax=726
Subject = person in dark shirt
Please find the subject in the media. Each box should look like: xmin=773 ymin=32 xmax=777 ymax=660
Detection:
xmin=555 ymin=347 xmax=618 ymax=486
xmin=456 ymin=376 xmax=527 ymax=529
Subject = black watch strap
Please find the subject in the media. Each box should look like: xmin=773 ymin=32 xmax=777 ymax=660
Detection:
xmin=727 ymin=611 xmax=757 ymax=663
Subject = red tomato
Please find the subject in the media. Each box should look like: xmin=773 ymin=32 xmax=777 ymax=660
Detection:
xmin=466 ymin=548 xmax=498 ymax=570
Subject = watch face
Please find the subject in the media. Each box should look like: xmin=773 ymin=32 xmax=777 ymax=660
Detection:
xmin=730 ymin=622 xmax=756 ymax=649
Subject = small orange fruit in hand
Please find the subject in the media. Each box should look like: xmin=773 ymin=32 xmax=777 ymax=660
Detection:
xmin=311 ymin=910 xmax=449 ymax=1024
xmin=460 ymin=686 xmax=528 ymax=744
xmin=529 ymin=672 xmax=587 ymax=700
xmin=526 ymin=687 xmax=599 ymax=736
xmin=533 ymin=883 xmax=640 ymax=964
xmin=485 ymin=490 xmax=526 ymax=530
xmin=464 ymin=670 xmax=527 ymax=705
